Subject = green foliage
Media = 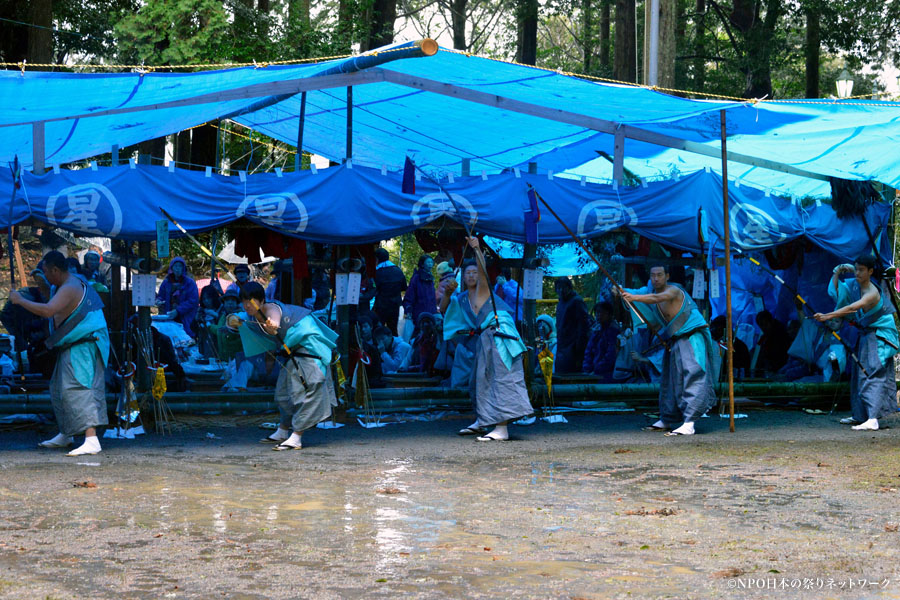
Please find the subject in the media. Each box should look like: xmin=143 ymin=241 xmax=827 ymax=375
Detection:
xmin=113 ymin=0 xmax=229 ymax=65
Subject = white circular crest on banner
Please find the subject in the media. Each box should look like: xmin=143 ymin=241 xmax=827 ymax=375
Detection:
xmin=410 ymin=193 xmax=477 ymax=227
xmin=46 ymin=183 xmax=123 ymax=237
xmin=576 ymin=200 xmax=638 ymax=237
xmin=237 ymin=192 xmax=308 ymax=233
xmin=729 ymin=203 xmax=787 ymax=249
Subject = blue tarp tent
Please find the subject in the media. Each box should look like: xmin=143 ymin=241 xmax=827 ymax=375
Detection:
xmin=3 ymin=42 xmax=900 ymax=194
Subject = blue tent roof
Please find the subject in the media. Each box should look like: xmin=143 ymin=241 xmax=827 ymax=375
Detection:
xmin=3 ymin=44 xmax=900 ymax=192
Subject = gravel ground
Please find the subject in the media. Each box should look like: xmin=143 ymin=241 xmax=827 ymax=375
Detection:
xmin=1 ymin=408 xmax=899 ymax=599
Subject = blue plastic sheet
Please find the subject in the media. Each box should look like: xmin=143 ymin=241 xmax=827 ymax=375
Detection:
xmin=0 ymin=163 xmax=890 ymax=265
xmin=3 ymin=45 xmax=900 ymax=192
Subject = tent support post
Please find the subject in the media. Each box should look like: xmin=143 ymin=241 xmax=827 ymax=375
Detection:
xmin=295 ymin=92 xmax=307 ymax=172
xmin=461 ymin=158 xmax=470 ymax=177
xmin=345 ymin=87 xmax=353 ymax=161
xmin=138 ymin=241 xmax=152 ymax=393
xmin=112 ymin=144 xmax=119 ymax=166
xmin=720 ymin=110 xmax=735 ymax=432
xmin=32 ymin=122 xmax=45 ymax=174
xmin=523 ymin=161 xmax=538 ymax=385
xmin=613 ymin=129 xmax=624 ymax=185
xmin=337 ymin=245 xmax=351 ymax=402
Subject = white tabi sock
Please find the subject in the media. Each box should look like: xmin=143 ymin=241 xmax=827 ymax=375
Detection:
xmin=477 ymin=424 xmax=509 ymax=441
xmin=39 ymin=433 xmax=73 ymax=448
xmin=651 ymin=420 xmax=666 ymax=429
xmin=282 ymin=432 xmax=302 ymax=448
xmin=66 ymin=435 xmax=101 ymax=456
xmin=851 ymin=418 xmax=879 ymax=431
xmin=671 ymin=421 xmax=695 ymax=435
xmin=269 ymin=427 xmax=291 ymax=442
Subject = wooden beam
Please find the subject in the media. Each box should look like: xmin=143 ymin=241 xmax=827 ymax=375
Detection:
xmin=378 ymin=69 xmax=831 ymax=182
xmin=32 ymin=121 xmax=45 ymax=173
xmin=2 ymin=71 xmax=385 ymax=128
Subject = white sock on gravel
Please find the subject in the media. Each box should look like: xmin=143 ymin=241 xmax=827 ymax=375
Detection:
xmin=66 ymin=436 xmax=101 ymax=456
xmin=269 ymin=427 xmax=291 ymax=441
xmin=40 ymin=433 xmax=72 ymax=447
xmin=651 ymin=420 xmax=666 ymax=429
xmin=282 ymin=432 xmax=302 ymax=448
xmin=671 ymin=421 xmax=695 ymax=435
xmin=851 ymin=418 xmax=879 ymax=431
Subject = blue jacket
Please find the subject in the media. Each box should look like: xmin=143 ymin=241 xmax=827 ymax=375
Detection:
xmin=583 ymin=322 xmax=620 ymax=380
xmin=402 ymin=269 xmax=437 ymax=323
xmin=156 ymin=257 xmax=200 ymax=338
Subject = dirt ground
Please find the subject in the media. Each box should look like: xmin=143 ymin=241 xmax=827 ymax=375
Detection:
xmin=1 ymin=409 xmax=899 ymax=599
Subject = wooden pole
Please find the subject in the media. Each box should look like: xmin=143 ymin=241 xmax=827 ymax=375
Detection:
xmin=720 ymin=110 xmax=735 ymax=432
xmin=294 ymin=92 xmax=307 ymax=172
xmin=345 ymin=87 xmax=353 ymax=161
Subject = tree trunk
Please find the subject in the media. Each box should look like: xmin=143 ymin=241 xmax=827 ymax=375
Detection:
xmin=337 ymin=0 xmax=354 ymax=53
xmin=138 ymin=138 xmax=166 ymax=166
xmin=643 ymin=0 xmax=675 ymax=86
xmin=450 ymin=0 xmax=468 ymax=50
xmin=614 ymin=0 xmax=636 ymax=82
xmin=516 ymin=0 xmax=538 ymax=65
xmin=257 ymin=0 xmax=270 ymax=39
xmin=175 ymin=130 xmax=191 ymax=169
xmin=657 ymin=0 xmax=676 ymax=88
xmin=694 ymin=0 xmax=705 ymax=93
xmin=190 ymin=123 xmax=218 ymax=171
xmin=27 ymin=0 xmax=53 ymax=69
xmin=729 ymin=0 xmax=777 ymax=99
xmin=600 ymin=0 xmax=611 ymax=69
xmin=364 ymin=0 xmax=397 ymax=50
xmin=805 ymin=7 xmax=820 ymax=98
xmin=583 ymin=0 xmax=595 ymax=72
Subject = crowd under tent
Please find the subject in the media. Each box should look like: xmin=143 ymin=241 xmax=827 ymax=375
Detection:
xmin=1 ymin=40 xmax=899 ymax=417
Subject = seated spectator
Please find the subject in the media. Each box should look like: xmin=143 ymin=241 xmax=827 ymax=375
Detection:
xmin=435 ymin=261 xmax=455 ymax=304
xmin=209 ymin=288 xmax=244 ymax=362
xmin=224 ymin=351 xmax=282 ymax=391
xmin=756 ymin=310 xmax=790 ymax=374
xmin=65 ymin=256 xmax=82 ymax=275
xmin=613 ymin=324 xmax=663 ymax=383
xmin=535 ymin=314 xmax=557 ymax=358
xmin=402 ymin=312 xmax=440 ymax=374
xmin=225 ymin=263 xmax=253 ymax=294
xmin=582 ymin=302 xmax=620 ymax=382
xmin=81 ymin=250 xmax=108 ymax=290
xmin=373 ymin=325 xmax=412 ymax=374
xmin=710 ymin=316 xmax=751 ymax=379
xmin=156 ymin=256 xmax=200 ymax=338
xmin=195 ymin=285 xmax=222 ymax=358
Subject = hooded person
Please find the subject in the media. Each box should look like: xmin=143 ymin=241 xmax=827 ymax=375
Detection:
xmin=814 ymin=257 xmax=900 ymax=431
xmin=239 ymin=282 xmax=339 ymax=450
xmin=403 ymin=254 xmax=438 ymax=326
xmin=156 ymin=256 xmax=200 ymax=338
xmin=442 ymin=237 xmax=532 ymax=441
xmin=10 ymin=251 xmax=110 ymax=456
xmin=621 ymin=264 xmax=719 ymax=436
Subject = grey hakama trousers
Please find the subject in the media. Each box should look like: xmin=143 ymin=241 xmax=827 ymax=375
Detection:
xmin=659 ymin=335 xmax=717 ymax=425
xmin=850 ymin=332 xmax=898 ymax=422
xmin=471 ymin=329 xmax=533 ymax=427
xmin=49 ymin=346 xmax=108 ymax=437
xmin=274 ymin=354 xmax=336 ymax=433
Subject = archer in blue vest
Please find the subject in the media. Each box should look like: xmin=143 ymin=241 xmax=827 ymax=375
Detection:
xmin=621 ymin=264 xmax=719 ymax=436
xmin=814 ymin=255 xmax=899 ymax=431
